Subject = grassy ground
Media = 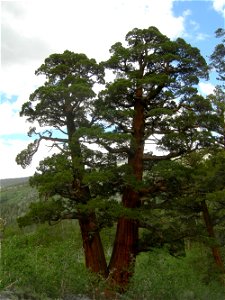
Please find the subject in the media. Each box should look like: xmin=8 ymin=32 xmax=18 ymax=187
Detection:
xmin=1 ymin=221 xmax=225 ymax=299
xmin=1 ymin=180 xmax=225 ymax=299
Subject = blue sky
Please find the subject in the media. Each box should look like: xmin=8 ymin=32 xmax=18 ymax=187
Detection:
xmin=1 ymin=0 xmax=224 ymax=179
xmin=174 ymin=0 xmax=224 ymax=59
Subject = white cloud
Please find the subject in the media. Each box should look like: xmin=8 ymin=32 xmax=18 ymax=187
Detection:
xmin=1 ymin=0 xmax=186 ymax=67
xmin=212 ymin=0 xmax=225 ymax=16
xmin=0 ymin=101 xmax=29 ymax=136
xmin=198 ymin=82 xmax=215 ymax=95
xmin=183 ymin=9 xmax=192 ymax=17
xmin=190 ymin=20 xmax=200 ymax=31
xmin=1 ymin=0 xmax=188 ymax=178
xmin=0 ymin=138 xmax=35 ymax=179
xmin=0 ymin=138 xmax=59 ymax=179
xmin=195 ymin=33 xmax=211 ymax=41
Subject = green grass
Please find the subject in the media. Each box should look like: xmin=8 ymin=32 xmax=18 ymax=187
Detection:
xmin=1 ymin=222 xmax=92 ymax=299
xmin=1 ymin=221 xmax=225 ymax=299
xmin=1 ymin=179 xmax=225 ymax=299
xmin=124 ymin=247 xmax=225 ymax=300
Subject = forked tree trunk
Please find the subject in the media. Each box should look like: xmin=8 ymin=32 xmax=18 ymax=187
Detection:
xmin=79 ymin=212 xmax=108 ymax=278
xmin=108 ymin=89 xmax=145 ymax=290
xmin=201 ymin=199 xmax=225 ymax=273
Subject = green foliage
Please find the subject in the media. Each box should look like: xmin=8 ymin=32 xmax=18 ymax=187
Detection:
xmin=123 ymin=247 xmax=225 ymax=300
xmin=12 ymin=25 xmax=225 ymax=293
xmin=0 ymin=183 xmax=38 ymax=224
xmin=17 ymin=198 xmax=65 ymax=227
xmin=15 ymin=26 xmax=218 ymax=232
xmin=193 ymin=151 xmax=225 ymax=194
xmin=2 ymin=224 xmax=225 ymax=299
xmin=16 ymin=140 xmax=40 ymax=168
xmin=1 ymin=222 xmax=92 ymax=298
xmin=30 ymin=154 xmax=74 ymax=197
xmin=210 ymin=28 xmax=225 ymax=83
xmin=96 ymin=25 xmax=216 ymax=161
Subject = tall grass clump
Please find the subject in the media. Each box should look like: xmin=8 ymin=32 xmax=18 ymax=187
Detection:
xmin=1 ymin=221 xmax=94 ymax=299
xmin=122 ymin=246 xmax=225 ymax=300
xmin=1 ymin=222 xmax=225 ymax=299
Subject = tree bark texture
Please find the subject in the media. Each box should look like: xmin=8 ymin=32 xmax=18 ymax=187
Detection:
xmin=201 ymin=199 xmax=225 ymax=273
xmin=108 ymin=90 xmax=145 ymax=290
xmin=66 ymin=110 xmax=108 ymax=278
xmin=79 ymin=213 xmax=108 ymax=277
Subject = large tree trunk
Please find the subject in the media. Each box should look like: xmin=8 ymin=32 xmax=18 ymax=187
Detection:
xmin=66 ymin=112 xmax=108 ymax=277
xmin=79 ymin=212 xmax=108 ymax=277
xmin=201 ymin=199 xmax=225 ymax=273
xmin=108 ymin=89 xmax=145 ymax=290
xmin=108 ymin=189 xmax=139 ymax=291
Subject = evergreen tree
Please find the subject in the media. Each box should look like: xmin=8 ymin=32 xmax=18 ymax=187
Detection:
xmin=210 ymin=28 xmax=225 ymax=84
xmin=144 ymin=28 xmax=225 ymax=275
xmin=16 ymin=51 xmax=109 ymax=276
xmin=207 ymin=28 xmax=225 ymax=149
xmin=17 ymin=27 xmax=221 ymax=292
xmin=94 ymin=26 xmax=213 ymax=288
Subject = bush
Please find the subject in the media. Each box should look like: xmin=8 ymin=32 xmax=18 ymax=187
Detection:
xmin=123 ymin=246 xmax=225 ymax=300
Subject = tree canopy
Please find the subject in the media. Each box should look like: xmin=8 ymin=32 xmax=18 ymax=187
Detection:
xmin=16 ymin=26 xmax=225 ymax=291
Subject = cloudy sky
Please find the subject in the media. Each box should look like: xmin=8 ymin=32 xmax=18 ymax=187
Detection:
xmin=1 ymin=0 xmax=225 ymax=179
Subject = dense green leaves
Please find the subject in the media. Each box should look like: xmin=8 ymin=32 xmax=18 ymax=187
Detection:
xmin=17 ymin=198 xmax=65 ymax=227
xmin=210 ymin=28 xmax=225 ymax=83
xmin=96 ymin=26 xmax=213 ymax=160
xmin=15 ymin=26 xmax=225 ymax=289
xmin=16 ymin=26 xmax=224 ymax=235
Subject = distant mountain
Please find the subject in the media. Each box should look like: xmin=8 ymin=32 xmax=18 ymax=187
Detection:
xmin=0 ymin=177 xmax=30 ymax=189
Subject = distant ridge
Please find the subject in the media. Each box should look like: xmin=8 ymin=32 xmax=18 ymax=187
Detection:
xmin=0 ymin=177 xmax=30 ymax=189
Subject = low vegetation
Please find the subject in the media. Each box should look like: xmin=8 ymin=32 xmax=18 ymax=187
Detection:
xmin=1 ymin=26 xmax=225 ymax=299
xmin=1 ymin=182 xmax=225 ymax=299
xmin=1 ymin=180 xmax=38 ymax=224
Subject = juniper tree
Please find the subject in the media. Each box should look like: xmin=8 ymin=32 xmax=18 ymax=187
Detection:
xmin=199 ymin=28 xmax=225 ymax=273
xmin=94 ymin=26 xmax=213 ymax=288
xmin=210 ymin=28 xmax=225 ymax=84
xmin=137 ymin=28 xmax=225 ymax=276
xmin=209 ymin=28 xmax=225 ymax=147
xmin=17 ymin=27 xmax=219 ymax=292
xmin=16 ymin=50 xmax=110 ymax=276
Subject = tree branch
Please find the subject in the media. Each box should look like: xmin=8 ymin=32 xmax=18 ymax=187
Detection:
xmin=143 ymin=150 xmax=185 ymax=161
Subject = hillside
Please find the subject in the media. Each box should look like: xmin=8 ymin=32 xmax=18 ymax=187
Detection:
xmin=1 ymin=179 xmax=225 ymax=299
xmin=1 ymin=177 xmax=30 ymax=189
xmin=0 ymin=178 xmax=38 ymax=224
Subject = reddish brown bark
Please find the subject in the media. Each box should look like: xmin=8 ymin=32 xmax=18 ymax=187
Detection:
xmin=66 ymin=112 xmax=108 ymax=278
xmin=201 ymin=200 xmax=225 ymax=273
xmin=108 ymin=189 xmax=140 ymax=291
xmin=108 ymin=89 xmax=145 ymax=290
xmin=108 ymin=217 xmax=138 ymax=289
xmin=79 ymin=213 xmax=108 ymax=277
